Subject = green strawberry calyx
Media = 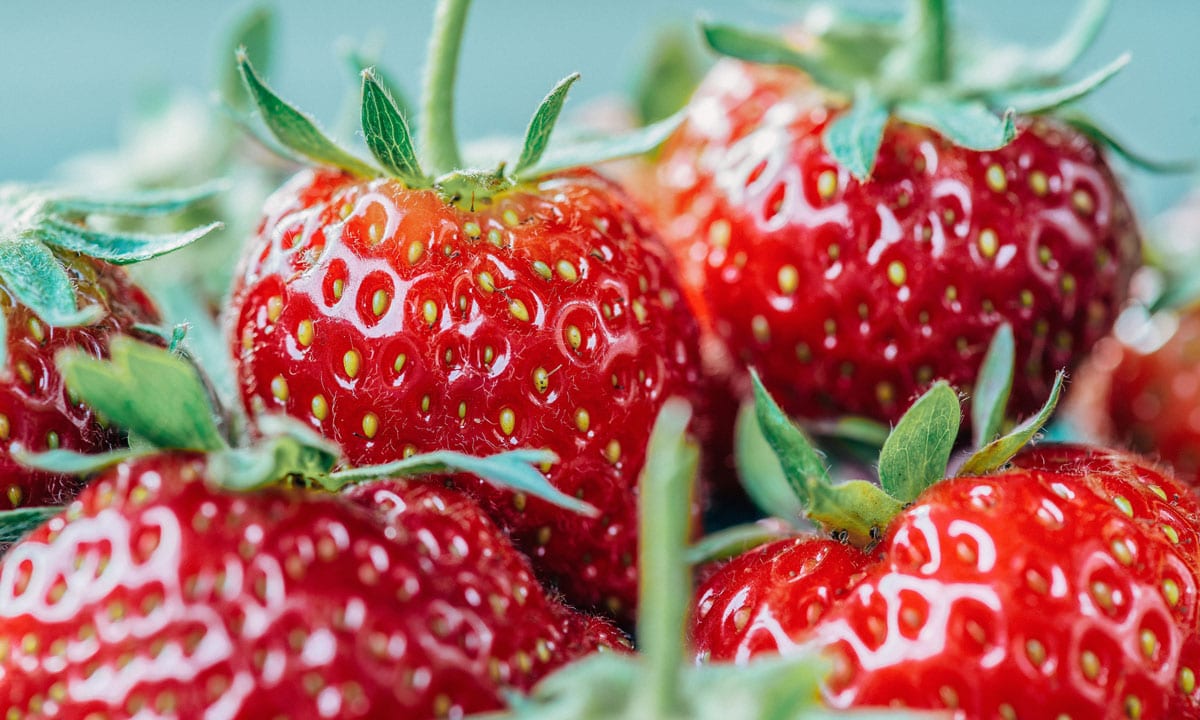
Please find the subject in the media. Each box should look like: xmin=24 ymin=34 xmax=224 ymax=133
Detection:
xmin=0 ymin=182 xmax=223 ymax=371
xmin=480 ymin=399 xmax=931 ymax=720
xmin=0 ymin=338 xmax=595 ymax=543
xmin=702 ymin=0 xmax=1187 ymax=180
xmin=737 ymin=323 xmax=1064 ymax=548
xmin=236 ymin=0 xmax=682 ymax=210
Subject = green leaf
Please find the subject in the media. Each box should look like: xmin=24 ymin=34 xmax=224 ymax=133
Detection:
xmin=325 ymin=449 xmax=597 ymax=516
xmin=684 ymin=521 xmax=793 ymax=565
xmin=513 ymin=73 xmax=581 ymax=177
xmin=822 ymin=85 xmax=890 ymax=181
xmin=734 ymin=399 xmax=806 ymax=524
xmin=992 ymin=53 xmax=1129 ymax=115
xmin=36 ymin=220 xmax=222 ymax=265
xmin=14 ymin=448 xmax=150 ymax=476
xmin=360 ymin=68 xmax=429 ymax=187
xmin=971 ymin=323 xmax=1015 ymax=449
xmin=960 ymin=371 xmax=1065 ymax=476
xmin=515 ymin=110 xmax=685 ymax=181
xmin=47 ymin=181 xmax=227 ymax=217
xmin=0 ymin=506 xmax=60 ymax=548
xmin=237 ymin=51 xmax=379 ymax=177
xmin=1061 ymin=111 xmax=1195 ymax=174
xmin=878 ymin=381 xmax=960 ymax=503
xmin=700 ymin=21 xmax=848 ymax=91
xmin=221 ymin=5 xmax=274 ymax=112
xmin=896 ymin=99 xmax=1015 ymax=150
xmin=57 ymin=337 xmax=226 ymax=452
xmin=632 ymin=398 xmax=698 ymax=717
xmin=0 ymin=237 xmax=105 ymax=327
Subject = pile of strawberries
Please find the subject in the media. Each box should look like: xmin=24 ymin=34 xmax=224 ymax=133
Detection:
xmin=1 ymin=0 xmax=1198 ymax=718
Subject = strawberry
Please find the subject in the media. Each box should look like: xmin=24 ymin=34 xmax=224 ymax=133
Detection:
xmin=689 ymin=333 xmax=1200 ymax=716
xmin=654 ymin=1 xmax=1145 ymax=429
xmin=691 ymin=535 xmax=870 ymax=664
xmin=1073 ymin=309 xmax=1200 ymax=487
xmin=0 ymin=457 xmax=624 ymax=719
xmin=0 ymin=183 xmax=218 ymax=514
xmin=1068 ymin=190 xmax=1200 ymax=487
xmin=0 ymin=337 xmax=625 ymax=718
xmin=226 ymin=0 xmax=701 ymax=619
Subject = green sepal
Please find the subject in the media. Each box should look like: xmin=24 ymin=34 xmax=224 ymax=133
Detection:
xmin=209 ymin=419 xmax=340 ymax=492
xmin=956 ymin=0 xmax=1112 ymax=92
xmin=633 ymin=27 xmax=704 ymax=127
xmin=486 ymin=648 xmax=858 ymax=720
xmin=960 ymin=371 xmax=1065 ymax=476
xmin=0 ymin=238 xmax=106 ymax=327
xmin=971 ymin=323 xmax=1015 ymax=449
xmin=220 ymin=5 xmax=274 ymax=113
xmin=237 ymin=51 xmax=379 ymax=178
xmin=878 ymin=381 xmax=960 ymax=504
xmin=35 ymin=220 xmax=222 ymax=265
xmin=0 ymin=507 xmax=61 ymax=549
xmin=700 ymin=21 xmax=849 ymax=92
xmin=822 ymin=85 xmax=889 ymax=181
xmin=806 ymin=416 xmax=891 ymax=448
xmin=991 ymin=53 xmax=1129 ymax=115
xmin=361 ymin=68 xmax=429 ymax=187
xmin=325 ymin=449 xmax=597 ymax=516
xmin=343 ymin=44 xmax=413 ymax=124
xmin=752 ymin=372 xmax=902 ymax=546
xmin=513 ymin=73 xmax=581 ymax=177
xmin=514 ymin=110 xmax=685 ymax=182
xmin=57 ymin=337 xmax=227 ymax=453
xmin=734 ymin=399 xmax=806 ymax=525
xmin=685 ymin=520 xmax=794 ymax=565
xmin=46 ymin=181 xmax=227 ymax=218
xmin=895 ymin=100 xmax=1015 ymax=150
xmin=751 ymin=372 xmax=832 ymax=501
xmin=1061 ymin=112 xmax=1196 ymax=174
xmin=14 ymin=448 xmax=151 ymax=476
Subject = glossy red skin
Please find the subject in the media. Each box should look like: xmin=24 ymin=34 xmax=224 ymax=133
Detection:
xmin=691 ymin=535 xmax=871 ymax=664
xmin=228 ymin=168 xmax=704 ymax=619
xmin=700 ymin=446 xmax=1200 ymax=717
xmin=0 ymin=253 xmax=159 ymax=510
xmin=655 ymin=60 xmax=1141 ymax=426
xmin=0 ymin=455 xmax=624 ymax=719
xmin=1079 ymin=310 xmax=1200 ymax=487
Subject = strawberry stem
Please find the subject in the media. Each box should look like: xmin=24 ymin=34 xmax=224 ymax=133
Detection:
xmin=632 ymin=400 xmax=698 ymax=717
xmin=420 ymin=0 xmax=471 ymax=174
xmin=917 ymin=0 xmax=951 ymax=84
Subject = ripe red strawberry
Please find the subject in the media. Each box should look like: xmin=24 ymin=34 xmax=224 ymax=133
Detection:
xmin=813 ymin=445 xmax=1200 ymax=717
xmin=1068 ymin=191 xmax=1200 ymax=488
xmin=1072 ymin=309 xmax=1200 ymax=487
xmin=654 ymin=3 xmax=1143 ymax=428
xmin=0 ymin=453 xmax=624 ymax=719
xmin=226 ymin=3 xmax=702 ymax=619
xmin=690 ymin=346 xmax=1200 ymax=716
xmin=691 ymin=535 xmax=870 ymax=664
xmin=0 ymin=184 xmax=218 ymax=512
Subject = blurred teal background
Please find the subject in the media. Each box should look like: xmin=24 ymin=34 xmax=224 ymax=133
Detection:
xmin=2 ymin=1 xmax=1197 ymax=217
